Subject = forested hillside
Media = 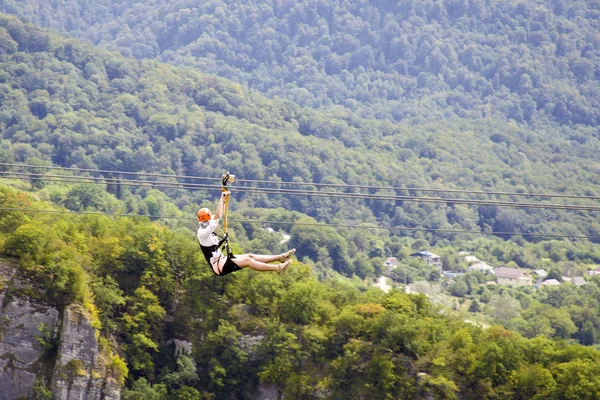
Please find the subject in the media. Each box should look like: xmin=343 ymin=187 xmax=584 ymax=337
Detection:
xmin=1 ymin=14 xmax=599 ymax=242
xmin=3 ymin=184 xmax=600 ymax=399
xmin=2 ymin=2 xmax=600 ymax=399
xmin=3 ymin=0 xmax=600 ymax=127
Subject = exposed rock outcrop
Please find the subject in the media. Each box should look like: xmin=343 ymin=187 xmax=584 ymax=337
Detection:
xmin=0 ymin=259 xmax=120 ymax=399
xmin=0 ymin=261 xmax=60 ymax=399
xmin=52 ymin=304 xmax=120 ymax=400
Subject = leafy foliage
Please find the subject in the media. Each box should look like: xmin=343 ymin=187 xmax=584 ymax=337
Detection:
xmin=0 ymin=14 xmax=599 ymax=242
xmin=2 ymin=185 xmax=600 ymax=398
xmin=1 ymin=4 xmax=600 ymax=397
xmin=4 ymin=0 xmax=600 ymax=127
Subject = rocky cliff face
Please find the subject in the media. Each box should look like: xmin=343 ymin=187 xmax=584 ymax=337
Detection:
xmin=0 ymin=262 xmax=59 ymax=399
xmin=52 ymin=305 xmax=121 ymax=400
xmin=0 ymin=260 xmax=121 ymax=399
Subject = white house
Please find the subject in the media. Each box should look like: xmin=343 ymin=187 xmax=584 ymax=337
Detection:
xmin=588 ymin=267 xmax=600 ymax=276
xmin=572 ymin=277 xmax=587 ymax=286
xmin=540 ymin=279 xmax=561 ymax=287
xmin=533 ymin=269 xmax=548 ymax=278
xmin=495 ymin=267 xmax=532 ymax=287
xmin=464 ymin=255 xmax=479 ymax=263
xmin=468 ymin=262 xmax=494 ymax=274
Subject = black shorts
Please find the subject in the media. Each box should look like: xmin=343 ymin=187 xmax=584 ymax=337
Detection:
xmin=218 ymin=255 xmax=242 ymax=276
xmin=200 ymin=243 xmax=242 ymax=277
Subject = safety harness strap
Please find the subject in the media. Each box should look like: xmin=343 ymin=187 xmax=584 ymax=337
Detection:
xmin=221 ymin=172 xmax=233 ymax=258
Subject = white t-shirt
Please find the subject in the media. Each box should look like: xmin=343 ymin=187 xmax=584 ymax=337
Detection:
xmin=197 ymin=218 xmax=227 ymax=274
xmin=197 ymin=218 xmax=220 ymax=247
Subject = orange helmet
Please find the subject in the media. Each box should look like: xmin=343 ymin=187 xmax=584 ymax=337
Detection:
xmin=197 ymin=208 xmax=211 ymax=222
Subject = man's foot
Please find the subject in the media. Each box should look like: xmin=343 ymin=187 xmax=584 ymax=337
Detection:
xmin=277 ymin=259 xmax=292 ymax=274
xmin=279 ymin=248 xmax=296 ymax=262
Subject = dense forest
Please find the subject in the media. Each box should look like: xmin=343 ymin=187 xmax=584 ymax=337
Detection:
xmin=4 ymin=183 xmax=600 ymax=399
xmin=1 ymin=4 xmax=600 ymax=397
xmin=2 ymin=0 xmax=600 ymax=128
xmin=1 ymin=14 xmax=599 ymax=243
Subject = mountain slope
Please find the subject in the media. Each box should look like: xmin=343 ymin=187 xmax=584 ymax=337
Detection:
xmin=3 ymin=0 xmax=600 ymax=127
xmin=1 ymin=14 xmax=599 ymax=240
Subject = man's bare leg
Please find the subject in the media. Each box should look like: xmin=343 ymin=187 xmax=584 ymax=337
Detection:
xmin=238 ymin=249 xmax=295 ymax=264
xmin=233 ymin=256 xmax=291 ymax=273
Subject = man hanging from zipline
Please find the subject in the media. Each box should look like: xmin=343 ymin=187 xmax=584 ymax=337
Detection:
xmin=197 ymin=174 xmax=295 ymax=276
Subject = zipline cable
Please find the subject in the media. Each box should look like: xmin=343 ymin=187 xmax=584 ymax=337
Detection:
xmin=2 ymin=162 xmax=599 ymax=200
xmin=2 ymin=172 xmax=600 ymax=212
xmin=1 ymin=207 xmax=598 ymax=240
xmin=0 ymin=162 xmax=222 ymax=182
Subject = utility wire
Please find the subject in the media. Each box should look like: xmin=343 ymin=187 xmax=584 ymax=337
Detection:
xmin=0 ymin=207 xmax=190 ymax=220
xmin=1 ymin=207 xmax=598 ymax=240
xmin=2 ymin=172 xmax=600 ymax=212
xmin=2 ymin=162 xmax=599 ymax=200
xmin=0 ymin=162 xmax=221 ymax=182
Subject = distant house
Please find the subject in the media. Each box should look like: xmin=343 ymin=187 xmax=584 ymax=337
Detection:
xmin=533 ymin=269 xmax=548 ymax=278
xmin=572 ymin=277 xmax=587 ymax=286
xmin=533 ymin=269 xmax=548 ymax=285
xmin=495 ymin=267 xmax=532 ymax=287
xmin=588 ymin=267 xmax=600 ymax=276
xmin=443 ymin=271 xmax=465 ymax=280
xmin=468 ymin=262 xmax=494 ymax=274
xmin=384 ymin=257 xmax=399 ymax=274
xmin=411 ymin=251 xmax=442 ymax=271
xmin=464 ymin=255 xmax=479 ymax=263
xmin=540 ymin=279 xmax=561 ymax=287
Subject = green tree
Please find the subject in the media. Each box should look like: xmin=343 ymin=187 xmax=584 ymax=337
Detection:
xmin=279 ymin=281 xmax=319 ymax=325
xmin=197 ymin=320 xmax=250 ymax=397
xmin=120 ymin=286 xmax=166 ymax=380
xmin=121 ymin=378 xmax=167 ymax=400
xmin=449 ymin=280 xmax=469 ymax=297
xmin=63 ymin=184 xmax=108 ymax=211
xmin=469 ymin=299 xmax=482 ymax=313
xmin=256 ymin=319 xmax=301 ymax=395
xmin=513 ymin=364 xmax=556 ymax=400
xmin=551 ymin=359 xmax=600 ymax=399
